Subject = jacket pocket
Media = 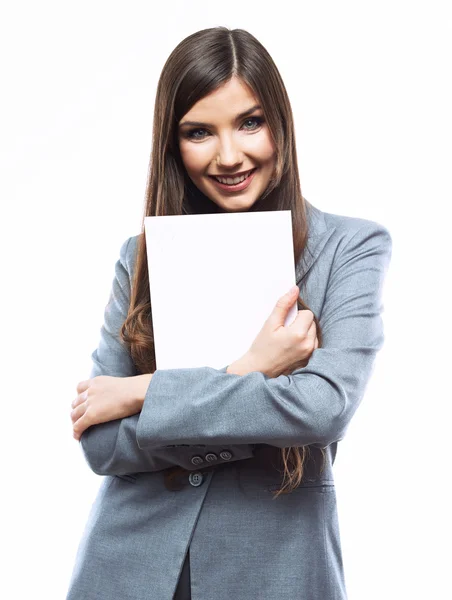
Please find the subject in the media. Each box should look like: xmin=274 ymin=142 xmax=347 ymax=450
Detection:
xmin=267 ymin=480 xmax=335 ymax=492
xmin=115 ymin=474 xmax=137 ymax=483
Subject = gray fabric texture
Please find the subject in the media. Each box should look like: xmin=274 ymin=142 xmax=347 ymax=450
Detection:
xmin=66 ymin=200 xmax=392 ymax=600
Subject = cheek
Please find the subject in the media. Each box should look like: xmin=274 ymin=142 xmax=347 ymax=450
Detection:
xmin=247 ymin=133 xmax=276 ymax=164
xmin=179 ymin=142 xmax=209 ymax=176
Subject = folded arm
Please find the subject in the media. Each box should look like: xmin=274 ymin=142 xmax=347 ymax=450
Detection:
xmin=135 ymin=223 xmax=392 ymax=450
xmin=79 ymin=237 xmax=256 ymax=476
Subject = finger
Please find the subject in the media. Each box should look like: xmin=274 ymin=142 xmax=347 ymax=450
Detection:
xmin=306 ymin=319 xmax=317 ymax=339
xmin=268 ymin=286 xmax=299 ymax=328
xmin=289 ymin=309 xmax=314 ymax=335
xmin=76 ymin=379 xmax=91 ymax=394
xmin=71 ymin=390 xmax=88 ymax=408
xmin=314 ymin=336 xmax=319 ymax=349
xmin=70 ymin=403 xmax=86 ymax=424
xmin=73 ymin=413 xmax=91 ymax=441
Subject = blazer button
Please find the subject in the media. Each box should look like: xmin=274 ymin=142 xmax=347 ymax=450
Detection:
xmin=190 ymin=455 xmax=204 ymax=466
xmin=188 ymin=472 xmax=204 ymax=487
xmin=205 ymin=453 xmax=218 ymax=463
xmin=219 ymin=450 xmax=233 ymax=461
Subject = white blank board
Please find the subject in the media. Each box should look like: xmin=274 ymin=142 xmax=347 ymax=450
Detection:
xmin=144 ymin=210 xmax=298 ymax=370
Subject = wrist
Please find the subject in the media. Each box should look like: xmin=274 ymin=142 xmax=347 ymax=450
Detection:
xmin=226 ymin=354 xmax=261 ymax=376
xmin=128 ymin=373 xmax=153 ymax=411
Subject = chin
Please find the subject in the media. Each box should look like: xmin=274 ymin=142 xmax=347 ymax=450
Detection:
xmin=220 ymin=197 xmax=258 ymax=212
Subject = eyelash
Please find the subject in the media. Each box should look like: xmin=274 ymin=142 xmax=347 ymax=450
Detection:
xmin=184 ymin=116 xmax=265 ymax=140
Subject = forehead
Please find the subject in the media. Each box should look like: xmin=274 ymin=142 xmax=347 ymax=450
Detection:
xmin=181 ymin=77 xmax=259 ymax=122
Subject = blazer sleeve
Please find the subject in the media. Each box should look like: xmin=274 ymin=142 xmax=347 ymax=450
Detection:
xmin=136 ymin=223 xmax=393 ymax=450
xmin=79 ymin=237 xmax=256 ymax=476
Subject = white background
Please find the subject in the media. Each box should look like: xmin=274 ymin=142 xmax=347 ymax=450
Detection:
xmin=1 ymin=1 xmax=451 ymax=598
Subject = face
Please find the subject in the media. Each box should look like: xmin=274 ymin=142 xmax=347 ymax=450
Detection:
xmin=178 ymin=77 xmax=277 ymax=212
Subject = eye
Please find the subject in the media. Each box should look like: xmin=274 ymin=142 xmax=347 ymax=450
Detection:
xmin=185 ymin=127 xmax=208 ymax=140
xmin=242 ymin=116 xmax=264 ymax=131
xmin=184 ymin=116 xmax=265 ymax=140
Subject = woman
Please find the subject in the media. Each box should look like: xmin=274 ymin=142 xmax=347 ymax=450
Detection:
xmin=67 ymin=27 xmax=392 ymax=600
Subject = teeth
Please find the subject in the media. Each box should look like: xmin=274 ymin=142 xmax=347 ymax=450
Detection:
xmin=214 ymin=170 xmax=253 ymax=185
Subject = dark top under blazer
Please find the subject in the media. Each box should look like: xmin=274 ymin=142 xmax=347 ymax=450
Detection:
xmin=66 ymin=200 xmax=393 ymax=600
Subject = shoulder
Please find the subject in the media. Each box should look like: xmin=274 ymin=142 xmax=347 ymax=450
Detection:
xmin=307 ymin=200 xmax=392 ymax=256
xmin=119 ymin=207 xmax=392 ymax=276
xmin=116 ymin=234 xmax=142 ymax=275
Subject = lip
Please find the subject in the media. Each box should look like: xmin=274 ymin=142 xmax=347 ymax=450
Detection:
xmin=208 ymin=168 xmax=257 ymax=193
xmin=209 ymin=168 xmax=255 ymax=178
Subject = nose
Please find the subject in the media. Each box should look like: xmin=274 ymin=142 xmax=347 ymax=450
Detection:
xmin=215 ymin=134 xmax=244 ymax=170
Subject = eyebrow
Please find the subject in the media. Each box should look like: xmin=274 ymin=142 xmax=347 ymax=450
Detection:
xmin=178 ymin=104 xmax=262 ymax=128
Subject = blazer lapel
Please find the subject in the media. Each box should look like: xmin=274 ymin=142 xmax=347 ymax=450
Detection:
xmin=295 ymin=200 xmax=337 ymax=283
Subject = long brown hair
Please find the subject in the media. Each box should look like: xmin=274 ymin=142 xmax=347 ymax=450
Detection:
xmin=120 ymin=26 xmax=325 ymax=498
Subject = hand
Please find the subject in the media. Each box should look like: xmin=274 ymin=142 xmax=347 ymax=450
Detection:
xmin=229 ymin=286 xmax=318 ymax=378
xmin=70 ymin=375 xmax=152 ymax=441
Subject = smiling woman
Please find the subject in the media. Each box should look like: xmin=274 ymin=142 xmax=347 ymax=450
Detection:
xmin=177 ymin=79 xmax=277 ymax=212
xmin=66 ymin=24 xmax=392 ymax=600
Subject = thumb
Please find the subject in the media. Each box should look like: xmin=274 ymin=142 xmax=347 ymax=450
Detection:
xmin=267 ymin=285 xmax=299 ymax=328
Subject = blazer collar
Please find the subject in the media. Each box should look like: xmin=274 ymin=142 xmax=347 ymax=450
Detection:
xmin=295 ymin=199 xmax=337 ymax=283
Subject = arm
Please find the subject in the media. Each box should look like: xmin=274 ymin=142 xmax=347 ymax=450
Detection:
xmin=135 ymin=223 xmax=392 ymax=450
xmin=79 ymin=237 xmax=256 ymax=476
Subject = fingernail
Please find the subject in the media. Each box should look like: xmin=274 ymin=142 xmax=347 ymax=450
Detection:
xmin=289 ymin=285 xmax=298 ymax=294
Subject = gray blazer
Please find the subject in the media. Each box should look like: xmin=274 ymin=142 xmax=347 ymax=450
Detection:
xmin=66 ymin=200 xmax=392 ymax=600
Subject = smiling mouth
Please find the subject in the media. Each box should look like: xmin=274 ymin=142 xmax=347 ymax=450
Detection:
xmin=208 ymin=168 xmax=257 ymax=185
